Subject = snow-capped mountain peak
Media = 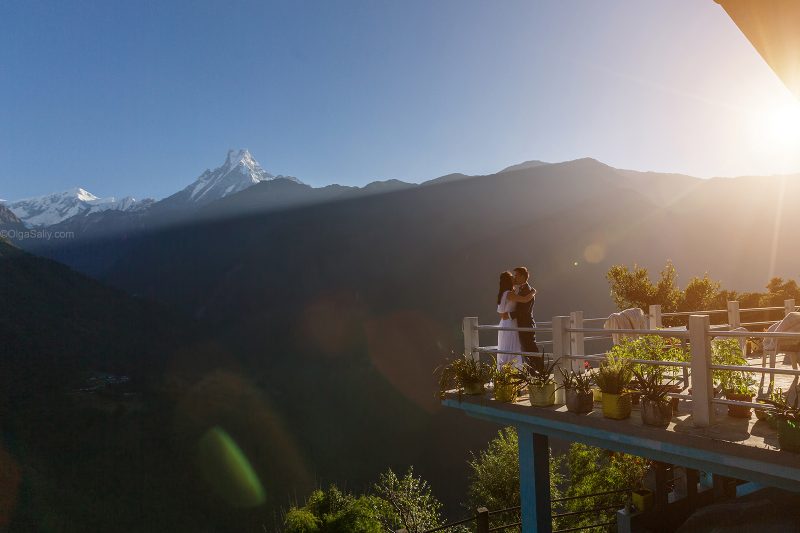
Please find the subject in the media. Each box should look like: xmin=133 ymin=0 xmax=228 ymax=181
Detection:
xmin=6 ymin=188 xmax=153 ymax=227
xmin=166 ymin=148 xmax=300 ymax=207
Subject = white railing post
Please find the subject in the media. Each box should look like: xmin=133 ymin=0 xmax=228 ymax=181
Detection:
xmin=649 ymin=304 xmax=662 ymax=329
xmin=727 ymin=301 xmax=741 ymax=329
xmin=785 ymin=299 xmax=796 ymax=317
xmin=689 ymin=314 xmax=714 ymax=427
xmin=552 ymin=316 xmax=570 ymax=404
xmin=463 ymin=317 xmax=479 ymax=361
xmin=569 ymin=311 xmax=585 ymax=373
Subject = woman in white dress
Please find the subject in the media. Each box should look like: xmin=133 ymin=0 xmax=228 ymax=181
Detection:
xmin=496 ymin=271 xmax=536 ymax=370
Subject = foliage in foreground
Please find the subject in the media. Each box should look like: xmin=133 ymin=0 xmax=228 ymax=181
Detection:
xmin=466 ymin=428 xmax=649 ymax=531
xmin=284 ymin=468 xmax=444 ymax=533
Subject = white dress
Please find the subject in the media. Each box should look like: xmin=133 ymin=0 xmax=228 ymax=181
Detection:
xmin=497 ymin=290 xmax=524 ymax=370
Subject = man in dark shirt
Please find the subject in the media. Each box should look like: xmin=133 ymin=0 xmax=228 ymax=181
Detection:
xmin=511 ymin=266 xmax=541 ymax=370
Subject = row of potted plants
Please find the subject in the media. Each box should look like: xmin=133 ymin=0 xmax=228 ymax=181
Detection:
xmin=436 ymin=351 xmax=674 ymax=427
xmin=436 ymin=336 xmax=800 ymax=452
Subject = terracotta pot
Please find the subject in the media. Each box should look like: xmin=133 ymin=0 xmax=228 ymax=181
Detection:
xmin=494 ymin=383 xmax=518 ymax=403
xmin=565 ymin=389 xmax=594 ymax=414
xmin=667 ymin=384 xmax=682 ymax=412
xmin=725 ymin=392 xmax=754 ymax=418
xmin=529 ymin=383 xmax=556 ymax=407
xmin=778 ymin=418 xmax=800 ymax=453
xmin=463 ymin=381 xmax=485 ymax=395
xmin=768 ymin=413 xmax=779 ymax=429
xmin=641 ymin=398 xmax=672 ymax=427
xmin=602 ymin=392 xmax=632 ymax=420
xmin=754 ymin=400 xmax=769 ymax=421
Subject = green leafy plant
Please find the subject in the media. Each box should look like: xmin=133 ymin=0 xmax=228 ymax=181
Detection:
xmin=632 ymin=367 xmax=675 ymax=405
xmin=595 ymin=354 xmax=633 ymax=395
xmin=608 ymin=335 xmax=689 ymax=381
xmin=559 ymin=368 xmax=595 ymax=395
xmin=764 ymin=389 xmax=800 ymax=422
xmin=494 ymin=362 xmax=525 ymax=389
xmin=436 ymin=352 xmax=494 ymax=398
xmin=524 ymin=358 xmax=559 ymax=387
xmin=711 ymin=339 xmax=755 ymax=396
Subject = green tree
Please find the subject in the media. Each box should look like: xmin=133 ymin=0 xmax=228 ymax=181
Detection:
xmin=466 ymin=428 xmax=562 ymax=528
xmin=559 ymin=444 xmax=649 ymax=530
xmin=285 ymin=469 xmax=445 ymax=533
xmin=679 ymin=275 xmax=722 ymax=313
xmin=467 ymin=429 xmax=649 ymax=532
xmin=606 ymin=262 xmax=681 ymax=313
xmin=284 ymin=486 xmax=384 ymax=533
xmin=373 ymin=467 xmax=444 ymax=533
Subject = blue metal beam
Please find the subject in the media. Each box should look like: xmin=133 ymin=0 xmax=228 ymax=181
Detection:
xmin=517 ymin=427 xmax=552 ymax=533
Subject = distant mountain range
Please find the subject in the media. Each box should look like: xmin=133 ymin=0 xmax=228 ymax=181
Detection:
xmin=8 ymin=152 xmax=800 ymax=524
xmin=3 ymin=187 xmax=153 ymax=227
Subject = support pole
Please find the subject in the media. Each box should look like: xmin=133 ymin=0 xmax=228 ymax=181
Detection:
xmin=785 ymin=298 xmax=796 ymax=317
xmin=517 ymin=426 xmax=552 ymax=533
xmin=569 ymin=311 xmax=585 ymax=373
xmin=463 ymin=317 xmax=479 ymax=361
xmin=689 ymin=314 xmax=714 ymax=427
xmin=476 ymin=507 xmax=489 ymax=533
xmin=727 ymin=301 xmax=740 ymax=329
xmin=552 ymin=316 xmax=570 ymax=403
xmin=649 ymin=304 xmax=663 ymax=329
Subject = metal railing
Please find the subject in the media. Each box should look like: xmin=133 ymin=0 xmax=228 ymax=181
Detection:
xmin=400 ymin=487 xmax=634 ymax=533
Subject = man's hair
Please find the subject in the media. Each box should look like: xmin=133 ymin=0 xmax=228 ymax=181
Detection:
xmin=513 ymin=266 xmax=529 ymax=281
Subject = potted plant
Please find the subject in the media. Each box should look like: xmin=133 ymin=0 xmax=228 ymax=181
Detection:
xmin=764 ymin=392 xmax=800 ymax=453
xmin=712 ymin=339 xmax=756 ymax=418
xmin=494 ymin=362 xmax=524 ymax=403
xmin=631 ymin=488 xmax=654 ymax=512
xmin=559 ymin=367 xmax=594 ymax=414
xmin=755 ymin=388 xmax=783 ymax=422
xmin=633 ymin=368 xmax=674 ymax=427
xmin=596 ymin=354 xmax=633 ymax=420
xmin=436 ymin=353 xmax=494 ymax=398
xmin=525 ymin=358 xmax=559 ymax=407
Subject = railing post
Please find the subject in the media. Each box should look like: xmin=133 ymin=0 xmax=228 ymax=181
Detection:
xmin=476 ymin=507 xmax=489 ymax=533
xmin=552 ymin=316 xmax=570 ymax=404
xmin=689 ymin=314 xmax=714 ymax=427
xmin=785 ymin=299 xmax=796 ymax=316
xmin=570 ymin=311 xmax=585 ymax=373
xmin=649 ymin=304 xmax=662 ymax=329
xmin=463 ymin=317 xmax=479 ymax=361
xmin=727 ymin=301 xmax=740 ymax=329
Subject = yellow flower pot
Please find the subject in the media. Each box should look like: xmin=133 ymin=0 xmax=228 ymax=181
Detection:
xmin=494 ymin=383 xmax=518 ymax=403
xmin=592 ymin=388 xmax=602 ymax=402
xmin=602 ymin=392 xmax=632 ymax=420
xmin=529 ymin=383 xmax=556 ymax=407
xmin=631 ymin=489 xmax=653 ymax=512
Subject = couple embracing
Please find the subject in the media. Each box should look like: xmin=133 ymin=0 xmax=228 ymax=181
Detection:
xmin=496 ymin=266 xmax=541 ymax=371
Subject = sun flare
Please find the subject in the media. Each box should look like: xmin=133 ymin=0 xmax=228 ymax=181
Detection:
xmin=752 ymin=100 xmax=800 ymax=149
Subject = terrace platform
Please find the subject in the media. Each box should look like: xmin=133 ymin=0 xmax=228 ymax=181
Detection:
xmin=450 ymin=304 xmax=800 ymax=531
xmin=442 ymin=390 xmax=800 ymax=492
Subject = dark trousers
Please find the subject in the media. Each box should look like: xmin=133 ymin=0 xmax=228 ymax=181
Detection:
xmin=518 ymin=322 xmax=541 ymax=371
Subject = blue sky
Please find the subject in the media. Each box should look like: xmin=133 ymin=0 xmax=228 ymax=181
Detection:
xmin=2 ymin=0 xmax=799 ymax=201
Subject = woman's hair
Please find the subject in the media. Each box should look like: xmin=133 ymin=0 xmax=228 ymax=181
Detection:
xmin=497 ymin=271 xmax=514 ymax=305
